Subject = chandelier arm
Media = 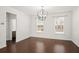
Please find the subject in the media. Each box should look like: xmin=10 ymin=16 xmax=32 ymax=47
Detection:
xmin=37 ymin=6 xmax=48 ymax=21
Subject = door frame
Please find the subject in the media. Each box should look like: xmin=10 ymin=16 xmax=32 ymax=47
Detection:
xmin=6 ymin=12 xmax=17 ymax=42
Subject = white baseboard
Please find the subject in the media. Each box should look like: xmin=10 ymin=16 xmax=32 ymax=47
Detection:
xmin=16 ymin=36 xmax=30 ymax=42
xmin=0 ymin=44 xmax=6 ymax=49
xmin=31 ymin=36 xmax=71 ymax=41
xmin=72 ymin=40 xmax=79 ymax=47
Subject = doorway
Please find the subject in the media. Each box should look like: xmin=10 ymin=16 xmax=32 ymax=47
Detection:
xmin=6 ymin=12 xmax=17 ymax=42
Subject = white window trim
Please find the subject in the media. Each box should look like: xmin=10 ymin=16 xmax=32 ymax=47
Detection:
xmin=36 ymin=18 xmax=44 ymax=32
xmin=54 ymin=16 xmax=64 ymax=34
xmin=55 ymin=32 xmax=64 ymax=34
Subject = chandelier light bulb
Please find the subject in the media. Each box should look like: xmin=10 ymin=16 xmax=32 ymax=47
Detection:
xmin=37 ymin=6 xmax=48 ymax=21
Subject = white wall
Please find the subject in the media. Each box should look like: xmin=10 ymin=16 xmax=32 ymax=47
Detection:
xmin=72 ymin=7 xmax=79 ymax=47
xmin=31 ymin=12 xmax=72 ymax=40
xmin=0 ymin=7 xmax=30 ymax=48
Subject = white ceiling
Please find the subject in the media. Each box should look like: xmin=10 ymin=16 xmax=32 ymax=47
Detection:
xmin=11 ymin=6 xmax=77 ymax=15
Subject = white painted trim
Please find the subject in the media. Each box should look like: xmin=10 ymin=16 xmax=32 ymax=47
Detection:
xmin=72 ymin=40 xmax=79 ymax=47
xmin=31 ymin=36 xmax=71 ymax=41
xmin=16 ymin=36 xmax=30 ymax=42
xmin=0 ymin=44 xmax=6 ymax=49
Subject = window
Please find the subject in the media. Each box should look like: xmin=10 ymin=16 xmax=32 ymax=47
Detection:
xmin=36 ymin=18 xmax=44 ymax=32
xmin=37 ymin=25 xmax=44 ymax=32
xmin=54 ymin=16 xmax=64 ymax=34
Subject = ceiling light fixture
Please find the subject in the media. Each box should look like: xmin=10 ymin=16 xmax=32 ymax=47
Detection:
xmin=37 ymin=6 xmax=48 ymax=21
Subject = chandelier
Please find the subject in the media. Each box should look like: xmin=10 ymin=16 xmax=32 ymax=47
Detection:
xmin=37 ymin=6 xmax=48 ymax=21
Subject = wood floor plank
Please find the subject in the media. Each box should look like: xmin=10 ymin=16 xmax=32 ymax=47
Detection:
xmin=0 ymin=37 xmax=79 ymax=53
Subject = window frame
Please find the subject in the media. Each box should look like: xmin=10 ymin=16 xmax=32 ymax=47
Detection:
xmin=54 ymin=16 xmax=64 ymax=34
xmin=36 ymin=18 xmax=44 ymax=32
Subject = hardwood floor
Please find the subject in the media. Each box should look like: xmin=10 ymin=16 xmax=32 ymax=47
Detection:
xmin=0 ymin=37 xmax=79 ymax=53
